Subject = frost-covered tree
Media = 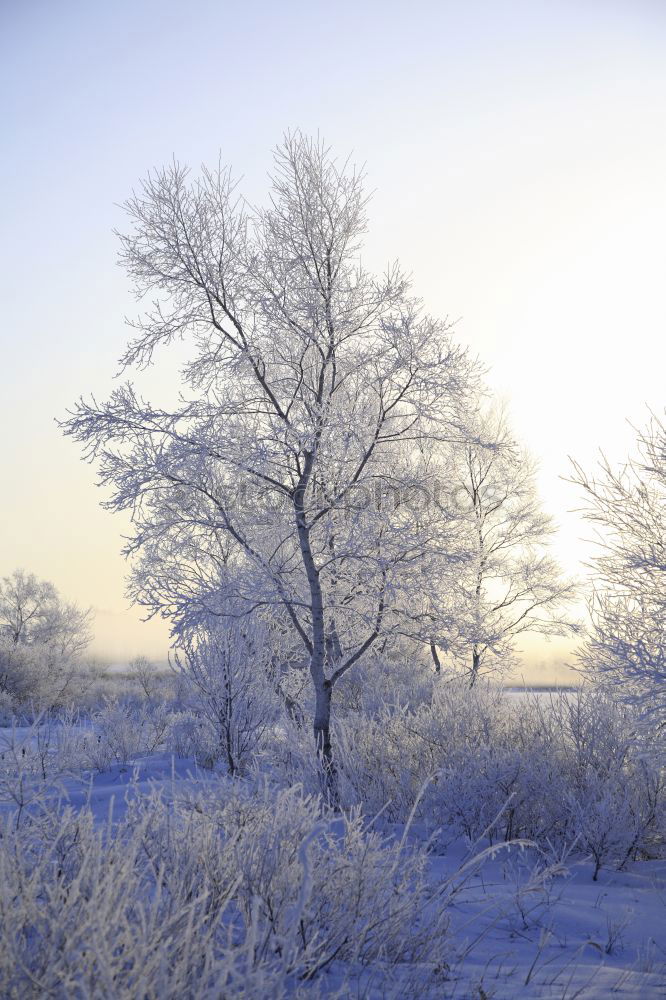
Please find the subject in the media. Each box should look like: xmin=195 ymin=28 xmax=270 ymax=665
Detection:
xmin=0 ymin=569 xmax=92 ymax=706
xmin=0 ymin=569 xmax=92 ymax=658
xmin=62 ymin=134 xmax=482 ymax=783
xmin=571 ymin=412 xmax=666 ymax=737
xmin=440 ymin=406 xmax=576 ymax=685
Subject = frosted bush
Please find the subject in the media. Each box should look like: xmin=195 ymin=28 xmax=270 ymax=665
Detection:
xmin=260 ymin=713 xmax=324 ymax=796
xmin=566 ymin=771 xmax=643 ymax=880
xmin=333 ymin=679 xmax=666 ymax=874
xmin=545 ymin=686 xmax=633 ymax=781
xmin=92 ymin=703 xmax=146 ymax=765
xmin=335 ymin=678 xmax=510 ymax=822
xmin=564 ymin=757 xmax=666 ymax=879
xmin=335 ymin=707 xmax=425 ymax=820
xmin=428 ymin=746 xmax=522 ymax=844
xmin=173 ymin=781 xmax=449 ymax=977
xmin=0 ymin=781 xmax=455 ymax=998
xmin=175 ymin=624 xmax=279 ymax=775
xmin=164 ymin=709 xmax=204 ymax=758
xmin=78 ymin=700 xmax=170 ymax=771
xmin=0 ymin=802 xmax=247 ymax=998
xmin=0 ymin=689 xmax=14 ymax=726
xmin=0 ymin=637 xmax=80 ymax=709
xmin=334 ymin=653 xmax=436 ymax=716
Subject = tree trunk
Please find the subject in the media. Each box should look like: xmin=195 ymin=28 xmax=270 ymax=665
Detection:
xmin=430 ymin=640 xmax=441 ymax=673
xmin=470 ymin=646 xmax=481 ymax=687
xmin=313 ymin=678 xmax=338 ymax=806
xmin=293 ymin=466 xmax=339 ymax=805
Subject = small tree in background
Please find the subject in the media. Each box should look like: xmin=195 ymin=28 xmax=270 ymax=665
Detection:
xmin=0 ymin=569 xmax=93 ymax=708
xmin=440 ymin=405 xmax=576 ymax=685
xmin=571 ymin=411 xmax=666 ymax=740
xmin=0 ymin=569 xmax=92 ymax=657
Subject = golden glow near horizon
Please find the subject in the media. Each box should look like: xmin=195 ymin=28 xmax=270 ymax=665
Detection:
xmin=2 ymin=2 xmax=665 ymax=680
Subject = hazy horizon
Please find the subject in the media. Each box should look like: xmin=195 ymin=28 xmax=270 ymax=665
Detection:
xmin=2 ymin=1 xmax=665 ymax=677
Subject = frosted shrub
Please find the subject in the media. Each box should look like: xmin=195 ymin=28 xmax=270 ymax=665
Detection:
xmin=26 ymin=710 xmax=87 ymax=780
xmin=176 ymin=624 xmax=278 ymax=775
xmin=428 ymin=742 xmax=562 ymax=849
xmin=334 ymin=653 xmax=436 ymax=716
xmin=564 ymin=756 xmax=666 ymax=879
xmin=0 ymin=802 xmax=245 ymax=998
xmin=505 ymin=744 xmax=571 ymax=846
xmin=0 ymin=782 xmax=454 ymax=998
xmin=427 ymin=676 xmax=510 ymax=748
xmin=164 ymin=709 xmax=205 ymax=758
xmin=0 ymin=726 xmax=53 ymax=823
xmin=128 ymin=654 xmax=165 ymax=701
xmin=93 ymin=702 xmax=146 ymax=765
xmin=0 ymin=689 xmax=14 ymax=726
xmin=184 ymin=781 xmax=449 ymax=979
xmin=80 ymin=700 xmax=169 ymax=771
xmin=334 ymin=679 xmax=666 ymax=874
xmin=0 ymin=637 xmax=79 ymax=709
xmin=335 ymin=706 xmax=427 ymax=821
xmin=566 ymin=771 xmax=643 ymax=880
xmin=525 ymin=688 xmax=666 ymax=870
xmin=0 ymin=714 xmax=94 ymax=825
xmin=442 ymin=688 xmax=665 ymax=865
xmin=428 ymin=747 xmax=523 ymax=844
xmin=335 ymin=678 xmax=510 ymax=824
xmin=545 ymin=686 xmax=633 ymax=784
xmin=261 ymin=713 xmax=324 ymax=796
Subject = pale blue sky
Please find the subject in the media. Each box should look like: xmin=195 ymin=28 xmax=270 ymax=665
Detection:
xmin=2 ymin=0 xmax=665 ymax=668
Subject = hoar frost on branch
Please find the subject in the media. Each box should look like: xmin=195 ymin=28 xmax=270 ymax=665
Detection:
xmin=0 ymin=569 xmax=92 ymax=657
xmin=0 ymin=569 xmax=93 ymax=707
xmin=571 ymin=412 xmax=666 ymax=740
xmin=61 ymin=133 xmax=485 ymax=785
xmin=442 ymin=405 xmax=576 ymax=685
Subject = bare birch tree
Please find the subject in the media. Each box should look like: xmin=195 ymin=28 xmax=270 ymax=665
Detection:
xmin=62 ymin=134 xmax=482 ymax=787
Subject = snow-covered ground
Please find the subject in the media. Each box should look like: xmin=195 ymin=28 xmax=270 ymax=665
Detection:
xmin=433 ymin=845 xmax=666 ymax=998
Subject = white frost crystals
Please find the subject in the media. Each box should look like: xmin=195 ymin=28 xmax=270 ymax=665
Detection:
xmin=60 ymin=133 xmax=484 ymax=776
xmin=571 ymin=412 xmax=666 ymax=744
